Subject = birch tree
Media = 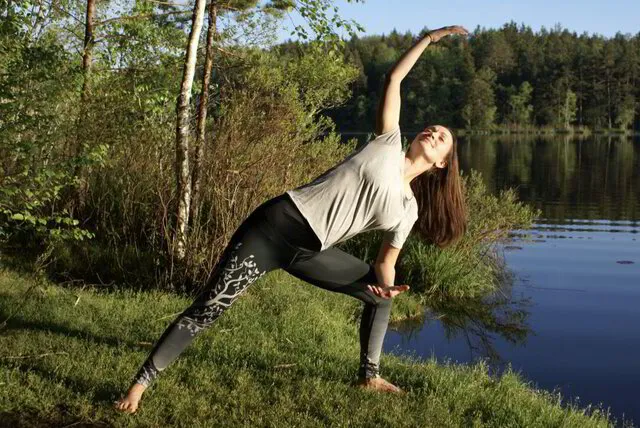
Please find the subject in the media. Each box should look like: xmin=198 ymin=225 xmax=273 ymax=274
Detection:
xmin=190 ymin=0 xmax=261 ymax=228
xmin=174 ymin=0 xmax=208 ymax=260
xmin=189 ymin=0 xmax=218 ymax=229
xmin=175 ymin=0 xmax=365 ymax=260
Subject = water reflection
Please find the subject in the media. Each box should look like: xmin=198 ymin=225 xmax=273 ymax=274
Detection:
xmin=458 ymin=134 xmax=640 ymax=222
xmin=386 ymin=222 xmax=639 ymax=425
xmin=390 ymin=290 xmax=533 ymax=367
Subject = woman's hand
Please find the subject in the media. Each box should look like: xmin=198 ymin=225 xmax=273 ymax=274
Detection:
xmin=375 ymin=24 xmax=468 ymax=135
xmin=366 ymin=284 xmax=410 ymax=299
xmin=427 ymin=25 xmax=469 ymax=43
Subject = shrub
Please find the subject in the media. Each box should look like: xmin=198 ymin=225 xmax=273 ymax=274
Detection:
xmin=0 ymin=35 xmax=96 ymax=248
xmin=46 ymin=47 xmax=358 ymax=290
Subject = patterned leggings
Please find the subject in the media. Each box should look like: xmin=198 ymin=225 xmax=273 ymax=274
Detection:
xmin=132 ymin=194 xmax=392 ymax=387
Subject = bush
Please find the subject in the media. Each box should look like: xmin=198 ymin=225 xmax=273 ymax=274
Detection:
xmin=46 ymin=47 xmax=358 ymax=290
xmin=403 ymin=169 xmax=539 ymax=299
xmin=0 ymin=34 xmax=97 ymax=248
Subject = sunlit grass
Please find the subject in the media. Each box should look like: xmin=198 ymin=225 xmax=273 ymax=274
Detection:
xmin=0 ymin=268 xmax=624 ymax=427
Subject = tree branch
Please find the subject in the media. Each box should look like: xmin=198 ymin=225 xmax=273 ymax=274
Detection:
xmin=96 ymin=9 xmax=190 ymax=27
xmin=144 ymin=0 xmax=185 ymax=5
xmin=215 ymin=45 xmax=242 ymax=57
xmin=44 ymin=0 xmax=84 ymax=26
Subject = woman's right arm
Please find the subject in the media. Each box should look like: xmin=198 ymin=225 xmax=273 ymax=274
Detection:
xmin=375 ymin=25 xmax=469 ymax=135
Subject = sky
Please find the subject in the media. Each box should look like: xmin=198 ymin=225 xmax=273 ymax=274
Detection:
xmin=277 ymin=0 xmax=640 ymax=41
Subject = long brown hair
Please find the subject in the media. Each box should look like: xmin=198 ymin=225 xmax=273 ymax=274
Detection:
xmin=410 ymin=130 xmax=467 ymax=248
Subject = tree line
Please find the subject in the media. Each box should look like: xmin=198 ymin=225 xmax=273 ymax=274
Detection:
xmin=325 ymin=23 xmax=640 ymax=132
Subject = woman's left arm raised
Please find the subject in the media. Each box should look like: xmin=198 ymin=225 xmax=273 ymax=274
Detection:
xmin=375 ymin=25 xmax=469 ymax=135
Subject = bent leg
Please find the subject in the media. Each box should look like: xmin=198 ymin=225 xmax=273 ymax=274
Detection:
xmin=284 ymin=247 xmax=392 ymax=379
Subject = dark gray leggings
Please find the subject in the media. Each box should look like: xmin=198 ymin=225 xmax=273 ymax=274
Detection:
xmin=132 ymin=194 xmax=392 ymax=387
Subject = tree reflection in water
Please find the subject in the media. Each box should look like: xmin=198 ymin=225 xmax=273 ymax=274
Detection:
xmin=390 ymin=288 xmax=533 ymax=371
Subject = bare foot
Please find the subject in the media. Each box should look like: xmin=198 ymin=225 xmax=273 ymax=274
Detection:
xmin=114 ymin=383 xmax=147 ymax=413
xmin=356 ymin=376 xmax=404 ymax=393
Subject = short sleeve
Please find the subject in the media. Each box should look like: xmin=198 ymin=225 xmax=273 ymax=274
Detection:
xmin=371 ymin=126 xmax=401 ymax=147
xmin=383 ymin=202 xmax=418 ymax=249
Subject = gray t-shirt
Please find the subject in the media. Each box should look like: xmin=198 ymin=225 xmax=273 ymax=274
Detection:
xmin=286 ymin=126 xmax=419 ymax=251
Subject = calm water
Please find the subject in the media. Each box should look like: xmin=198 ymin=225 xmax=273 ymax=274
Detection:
xmin=385 ymin=135 xmax=640 ymax=426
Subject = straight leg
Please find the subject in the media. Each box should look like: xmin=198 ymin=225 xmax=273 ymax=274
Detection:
xmin=131 ymin=205 xmax=291 ymax=388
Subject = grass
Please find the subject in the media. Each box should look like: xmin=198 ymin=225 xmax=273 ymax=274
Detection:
xmin=0 ymin=268 xmax=624 ymax=427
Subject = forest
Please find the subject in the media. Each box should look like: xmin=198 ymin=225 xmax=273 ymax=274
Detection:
xmin=328 ymin=23 xmax=640 ymax=132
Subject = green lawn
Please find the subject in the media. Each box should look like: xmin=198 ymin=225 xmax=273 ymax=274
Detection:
xmin=0 ymin=268 xmax=620 ymax=427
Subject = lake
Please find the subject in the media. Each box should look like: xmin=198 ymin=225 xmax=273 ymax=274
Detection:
xmin=385 ymin=135 xmax=640 ymax=426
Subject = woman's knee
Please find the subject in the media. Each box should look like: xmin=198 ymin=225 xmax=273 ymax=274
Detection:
xmin=375 ymin=296 xmax=392 ymax=309
xmin=361 ymin=291 xmax=392 ymax=309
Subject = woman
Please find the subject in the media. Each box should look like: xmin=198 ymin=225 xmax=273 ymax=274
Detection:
xmin=116 ymin=25 xmax=468 ymax=413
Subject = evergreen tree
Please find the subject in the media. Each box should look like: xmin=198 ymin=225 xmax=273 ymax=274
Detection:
xmin=323 ymin=25 xmax=640 ymax=132
xmin=462 ymin=67 xmax=497 ymax=129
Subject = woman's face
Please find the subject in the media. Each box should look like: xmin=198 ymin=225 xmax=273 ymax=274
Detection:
xmin=409 ymin=125 xmax=453 ymax=169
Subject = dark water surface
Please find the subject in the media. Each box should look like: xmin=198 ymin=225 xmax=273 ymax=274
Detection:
xmin=384 ymin=135 xmax=640 ymax=426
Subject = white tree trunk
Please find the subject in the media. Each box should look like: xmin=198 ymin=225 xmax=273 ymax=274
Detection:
xmin=190 ymin=1 xmax=217 ymax=228
xmin=174 ymin=0 xmax=207 ymax=260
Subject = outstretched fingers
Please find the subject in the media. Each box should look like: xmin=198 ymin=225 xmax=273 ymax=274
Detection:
xmin=447 ymin=25 xmax=469 ymax=35
xmin=429 ymin=25 xmax=470 ymax=43
xmin=366 ymin=284 xmax=411 ymax=299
